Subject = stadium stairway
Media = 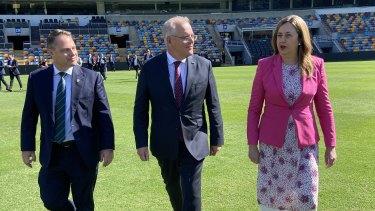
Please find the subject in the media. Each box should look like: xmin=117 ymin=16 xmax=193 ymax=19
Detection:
xmin=14 ymin=50 xmax=26 ymax=65
xmin=206 ymin=24 xmax=231 ymax=65
xmin=129 ymin=25 xmax=140 ymax=46
xmin=117 ymin=48 xmax=127 ymax=62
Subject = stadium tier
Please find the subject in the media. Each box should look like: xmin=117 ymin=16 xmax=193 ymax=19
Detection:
xmin=126 ymin=19 xmax=222 ymax=63
xmin=1 ymin=7 xmax=375 ymax=67
xmin=320 ymin=12 xmax=375 ymax=52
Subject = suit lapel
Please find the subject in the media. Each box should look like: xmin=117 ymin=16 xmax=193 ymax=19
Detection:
xmin=45 ymin=66 xmax=54 ymax=123
xmin=161 ymin=53 xmax=178 ymax=106
xmin=70 ymin=66 xmax=85 ymax=121
xmin=184 ymin=55 xmax=195 ymax=104
xmin=294 ymin=71 xmax=307 ymax=105
xmin=273 ymin=55 xmax=289 ymax=104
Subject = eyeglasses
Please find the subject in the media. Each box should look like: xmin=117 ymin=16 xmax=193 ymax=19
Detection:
xmin=170 ymin=35 xmax=198 ymax=43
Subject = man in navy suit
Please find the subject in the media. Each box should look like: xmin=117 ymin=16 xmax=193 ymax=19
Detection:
xmin=7 ymin=54 xmax=23 ymax=91
xmin=143 ymin=49 xmax=153 ymax=63
xmin=21 ymin=29 xmax=114 ymax=211
xmin=0 ymin=59 xmax=11 ymax=91
xmin=98 ymin=53 xmax=107 ymax=80
xmin=133 ymin=16 xmax=224 ymax=211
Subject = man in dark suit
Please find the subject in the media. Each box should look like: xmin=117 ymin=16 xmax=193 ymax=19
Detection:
xmin=7 ymin=54 xmax=23 ymax=91
xmin=21 ymin=29 xmax=114 ymax=211
xmin=108 ymin=54 xmax=115 ymax=72
xmin=0 ymin=59 xmax=11 ymax=91
xmin=98 ymin=53 xmax=107 ymax=80
xmin=126 ymin=54 xmax=132 ymax=71
xmin=133 ymin=16 xmax=224 ymax=211
xmin=143 ymin=49 xmax=153 ymax=63
xmin=87 ymin=53 xmax=94 ymax=70
xmin=132 ymin=54 xmax=141 ymax=79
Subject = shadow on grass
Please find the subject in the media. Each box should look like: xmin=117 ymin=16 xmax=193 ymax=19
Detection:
xmin=109 ymin=79 xmax=139 ymax=83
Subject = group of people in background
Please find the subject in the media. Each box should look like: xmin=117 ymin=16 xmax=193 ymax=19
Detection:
xmin=87 ymin=53 xmax=117 ymax=80
xmin=126 ymin=49 xmax=154 ymax=79
xmin=0 ymin=54 xmax=23 ymax=92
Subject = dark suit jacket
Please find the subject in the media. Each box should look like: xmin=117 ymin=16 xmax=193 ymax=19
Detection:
xmin=0 ymin=61 xmax=5 ymax=75
xmin=99 ymin=57 xmax=107 ymax=69
xmin=8 ymin=59 xmax=20 ymax=75
xmin=133 ymin=52 xmax=224 ymax=161
xmin=21 ymin=65 xmax=114 ymax=168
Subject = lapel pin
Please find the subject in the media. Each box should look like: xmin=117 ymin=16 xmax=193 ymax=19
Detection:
xmin=76 ymin=79 xmax=80 ymax=83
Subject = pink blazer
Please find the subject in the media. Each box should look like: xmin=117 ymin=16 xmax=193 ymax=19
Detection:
xmin=247 ymin=54 xmax=336 ymax=148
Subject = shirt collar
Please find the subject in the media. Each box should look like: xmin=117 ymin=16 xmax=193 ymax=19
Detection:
xmin=53 ymin=64 xmax=73 ymax=76
xmin=167 ymin=51 xmax=186 ymax=65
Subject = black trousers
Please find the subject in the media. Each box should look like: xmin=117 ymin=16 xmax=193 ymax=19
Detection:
xmin=9 ymin=72 xmax=23 ymax=89
xmin=109 ymin=62 xmax=115 ymax=71
xmin=134 ymin=65 xmax=140 ymax=79
xmin=0 ymin=75 xmax=9 ymax=90
xmin=157 ymin=143 xmax=204 ymax=211
xmin=99 ymin=67 xmax=107 ymax=80
xmin=38 ymin=143 xmax=98 ymax=211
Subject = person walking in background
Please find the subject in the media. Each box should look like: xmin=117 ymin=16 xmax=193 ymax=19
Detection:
xmin=38 ymin=56 xmax=48 ymax=68
xmin=7 ymin=54 xmax=23 ymax=91
xmin=133 ymin=16 xmax=224 ymax=211
xmin=20 ymin=29 xmax=114 ymax=211
xmin=132 ymin=54 xmax=140 ymax=79
xmin=92 ymin=54 xmax=98 ymax=71
xmin=143 ymin=49 xmax=153 ymax=63
xmin=87 ymin=53 xmax=94 ymax=70
xmin=126 ymin=54 xmax=132 ymax=71
xmin=0 ymin=59 xmax=11 ymax=92
xmin=247 ymin=15 xmax=337 ymax=211
xmin=99 ymin=54 xmax=107 ymax=80
xmin=108 ymin=54 xmax=115 ymax=72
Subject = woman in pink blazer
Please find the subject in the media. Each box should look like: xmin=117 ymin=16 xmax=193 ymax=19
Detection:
xmin=247 ymin=15 xmax=337 ymax=210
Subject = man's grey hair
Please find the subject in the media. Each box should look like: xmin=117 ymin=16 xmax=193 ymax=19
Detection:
xmin=162 ymin=16 xmax=191 ymax=43
xmin=47 ymin=29 xmax=73 ymax=50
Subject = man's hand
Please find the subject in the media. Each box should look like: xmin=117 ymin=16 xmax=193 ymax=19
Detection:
xmin=137 ymin=147 xmax=149 ymax=161
xmin=210 ymin=145 xmax=222 ymax=156
xmin=22 ymin=151 xmax=36 ymax=168
xmin=325 ymin=146 xmax=337 ymax=168
xmin=248 ymin=145 xmax=260 ymax=164
xmin=100 ymin=149 xmax=114 ymax=167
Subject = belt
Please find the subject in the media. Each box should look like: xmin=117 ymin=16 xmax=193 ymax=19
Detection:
xmin=53 ymin=140 xmax=75 ymax=149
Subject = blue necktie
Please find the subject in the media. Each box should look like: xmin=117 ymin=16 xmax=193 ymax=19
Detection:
xmin=55 ymin=72 xmax=67 ymax=144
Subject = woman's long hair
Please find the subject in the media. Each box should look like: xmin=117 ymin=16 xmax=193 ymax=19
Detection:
xmin=272 ymin=15 xmax=314 ymax=77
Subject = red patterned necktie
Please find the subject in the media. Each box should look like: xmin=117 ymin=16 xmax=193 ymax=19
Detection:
xmin=173 ymin=61 xmax=183 ymax=109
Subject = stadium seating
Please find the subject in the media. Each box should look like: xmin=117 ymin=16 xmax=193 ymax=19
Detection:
xmin=247 ymin=39 xmax=273 ymax=58
xmin=127 ymin=20 xmax=222 ymax=63
xmin=23 ymin=16 xmax=120 ymax=64
xmin=320 ymin=12 xmax=375 ymax=52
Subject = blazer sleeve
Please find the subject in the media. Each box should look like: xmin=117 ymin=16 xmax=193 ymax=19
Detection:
xmin=93 ymin=73 xmax=115 ymax=150
xmin=313 ymin=59 xmax=336 ymax=147
xmin=205 ymin=62 xmax=224 ymax=146
xmin=133 ymin=66 xmax=150 ymax=149
xmin=247 ymin=60 xmax=265 ymax=145
xmin=20 ymin=73 xmax=39 ymax=151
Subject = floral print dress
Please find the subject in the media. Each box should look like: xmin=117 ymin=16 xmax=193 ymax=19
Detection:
xmin=257 ymin=63 xmax=319 ymax=210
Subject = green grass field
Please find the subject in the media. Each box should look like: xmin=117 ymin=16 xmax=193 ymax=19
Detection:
xmin=0 ymin=61 xmax=374 ymax=210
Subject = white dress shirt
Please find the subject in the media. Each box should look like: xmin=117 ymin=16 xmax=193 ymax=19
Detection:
xmin=167 ymin=51 xmax=187 ymax=95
